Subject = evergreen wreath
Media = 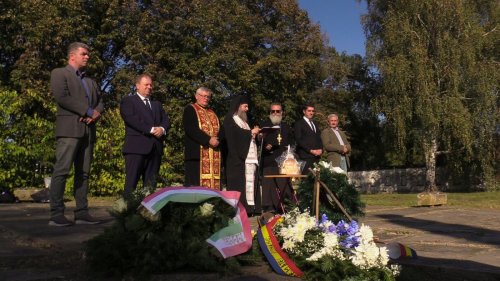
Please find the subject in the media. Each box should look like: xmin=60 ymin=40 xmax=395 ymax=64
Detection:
xmin=84 ymin=187 xmax=260 ymax=279
xmin=294 ymin=161 xmax=365 ymax=222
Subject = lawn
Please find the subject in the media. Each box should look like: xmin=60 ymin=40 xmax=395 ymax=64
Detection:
xmin=361 ymin=191 xmax=500 ymax=209
xmin=91 ymin=191 xmax=500 ymax=210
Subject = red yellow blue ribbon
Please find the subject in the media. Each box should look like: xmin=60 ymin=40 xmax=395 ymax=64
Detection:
xmin=398 ymin=243 xmax=417 ymax=258
xmin=256 ymin=216 xmax=303 ymax=277
xmin=386 ymin=242 xmax=418 ymax=259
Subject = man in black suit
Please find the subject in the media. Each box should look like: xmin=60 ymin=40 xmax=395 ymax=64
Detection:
xmin=260 ymin=103 xmax=295 ymax=213
xmin=120 ymin=74 xmax=170 ymax=196
xmin=294 ymin=104 xmax=323 ymax=175
xmin=49 ymin=42 xmax=104 ymax=226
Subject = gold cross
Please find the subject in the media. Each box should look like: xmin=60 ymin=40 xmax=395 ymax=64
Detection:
xmin=277 ymin=133 xmax=282 ymax=145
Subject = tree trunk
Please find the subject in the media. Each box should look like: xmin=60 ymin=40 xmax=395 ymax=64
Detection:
xmin=424 ymin=137 xmax=438 ymax=192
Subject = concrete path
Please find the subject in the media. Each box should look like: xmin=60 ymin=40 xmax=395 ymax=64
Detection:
xmin=361 ymin=206 xmax=500 ymax=281
xmin=0 ymin=200 xmax=499 ymax=280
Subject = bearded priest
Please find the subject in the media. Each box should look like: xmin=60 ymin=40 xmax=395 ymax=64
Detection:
xmin=221 ymin=95 xmax=261 ymax=215
xmin=260 ymin=103 xmax=295 ymax=213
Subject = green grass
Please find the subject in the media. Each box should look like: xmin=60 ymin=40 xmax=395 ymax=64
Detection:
xmin=89 ymin=191 xmax=500 ymax=210
xmin=361 ymin=191 xmax=500 ymax=209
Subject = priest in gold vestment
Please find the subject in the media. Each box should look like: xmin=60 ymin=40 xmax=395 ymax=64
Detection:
xmin=182 ymin=87 xmax=221 ymax=189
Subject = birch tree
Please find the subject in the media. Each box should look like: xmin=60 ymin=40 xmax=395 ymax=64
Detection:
xmin=363 ymin=0 xmax=499 ymax=190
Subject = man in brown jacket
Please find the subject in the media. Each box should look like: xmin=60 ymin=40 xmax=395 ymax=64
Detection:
xmin=320 ymin=114 xmax=351 ymax=172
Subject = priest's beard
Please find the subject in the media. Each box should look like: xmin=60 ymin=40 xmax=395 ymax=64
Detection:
xmin=237 ymin=110 xmax=248 ymax=123
xmin=269 ymin=115 xmax=282 ymax=125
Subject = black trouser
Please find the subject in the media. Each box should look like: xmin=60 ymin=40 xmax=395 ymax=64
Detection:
xmin=184 ymin=160 xmax=200 ymax=187
xmin=50 ymin=134 xmax=93 ymax=219
xmin=301 ymin=156 xmax=320 ymax=175
xmin=123 ymin=144 xmax=161 ymax=196
xmin=261 ymin=166 xmax=293 ymax=213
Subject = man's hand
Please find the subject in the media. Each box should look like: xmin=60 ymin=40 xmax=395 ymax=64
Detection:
xmin=266 ymin=144 xmax=273 ymax=150
xmin=80 ymin=117 xmax=94 ymax=124
xmin=251 ymin=126 xmax=260 ymax=139
xmin=209 ymin=136 xmax=219 ymax=148
xmin=341 ymin=145 xmax=349 ymax=154
xmin=80 ymin=110 xmax=101 ymax=125
xmin=91 ymin=110 xmax=101 ymax=121
xmin=310 ymin=149 xmax=322 ymax=156
xmin=152 ymin=127 xmax=164 ymax=138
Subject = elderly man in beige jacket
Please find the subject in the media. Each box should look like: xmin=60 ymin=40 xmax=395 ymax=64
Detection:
xmin=320 ymin=114 xmax=351 ymax=172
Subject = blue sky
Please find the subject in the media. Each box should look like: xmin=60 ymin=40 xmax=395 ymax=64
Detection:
xmin=298 ymin=0 xmax=367 ymax=56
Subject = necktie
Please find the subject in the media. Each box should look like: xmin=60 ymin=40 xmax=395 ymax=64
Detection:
xmin=144 ymin=98 xmax=152 ymax=110
xmin=309 ymin=120 xmax=316 ymax=132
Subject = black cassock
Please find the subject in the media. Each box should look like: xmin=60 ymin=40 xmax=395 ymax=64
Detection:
xmin=222 ymin=115 xmax=261 ymax=215
xmin=260 ymin=120 xmax=295 ymax=213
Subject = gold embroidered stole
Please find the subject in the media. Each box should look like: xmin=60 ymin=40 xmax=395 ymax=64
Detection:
xmin=192 ymin=103 xmax=221 ymax=189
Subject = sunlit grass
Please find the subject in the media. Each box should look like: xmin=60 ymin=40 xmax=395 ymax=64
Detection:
xmin=88 ymin=191 xmax=500 ymax=209
xmin=361 ymin=191 xmax=500 ymax=209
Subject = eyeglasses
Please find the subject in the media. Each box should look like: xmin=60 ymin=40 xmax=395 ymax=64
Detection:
xmin=197 ymin=94 xmax=211 ymax=99
xmin=270 ymin=110 xmax=281 ymax=113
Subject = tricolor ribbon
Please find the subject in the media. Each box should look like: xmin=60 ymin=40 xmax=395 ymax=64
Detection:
xmin=257 ymin=216 xmax=303 ymax=277
xmin=386 ymin=242 xmax=418 ymax=259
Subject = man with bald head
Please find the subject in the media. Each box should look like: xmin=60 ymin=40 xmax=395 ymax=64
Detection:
xmin=120 ymin=74 xmax=170 ymax=196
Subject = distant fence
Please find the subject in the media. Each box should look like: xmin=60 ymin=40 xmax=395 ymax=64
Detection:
xmin=347 ymin=167 xmax=477 ymax=193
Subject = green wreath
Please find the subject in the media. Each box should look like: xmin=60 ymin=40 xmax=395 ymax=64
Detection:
xmin=294 ymin=164 xmax=365 ymax=222
xmin=85 ymin=187 xmax=260 ymax=278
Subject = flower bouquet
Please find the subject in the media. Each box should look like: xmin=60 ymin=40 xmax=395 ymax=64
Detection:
xmin=258 ymin=208 xmax=400 ymax=281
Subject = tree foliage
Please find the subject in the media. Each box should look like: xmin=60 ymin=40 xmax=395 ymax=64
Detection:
xmin=363 ymin=0 xmax=499 ymax=190
xmin=95 ymin=0 xmax=326 ymax=181
xmin=0 ymin=90 xmax=55 ymax=189
xmin=308 ymin=47 xmax=386 ymax=170
xmin=0 ymin=0 xmax=334 ymax=193
xmin=3 ymin=0 xmax=493 ymax=193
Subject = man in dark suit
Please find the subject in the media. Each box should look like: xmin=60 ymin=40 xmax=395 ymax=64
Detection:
xmin=49 ymin=42 xmax=104 ymax=226
xmin=120 ymin=74 xmax=170 ymax=196
xmin=294 ymin=104 xmax=323 ymax=175
xmin=260 ymin=103 xmax=295 ymax=213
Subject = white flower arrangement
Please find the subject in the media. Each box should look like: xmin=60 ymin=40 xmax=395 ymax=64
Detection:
xmin=306 ymin=232 xmax=345 ymax=261
xmin=112 ymin=197 xmax=128 ymax=213
xmin=350 ymin=224 xmax=390 ymax=269
xmin=315 ymin=160 xmax=346 ymax=174
xmin=279 ymin=209 xmax=317 ymax=253
xmin=273 ymin=208 xmax=398 ymax=280
xmin=199 ymin=202 xmax=215 ymax=217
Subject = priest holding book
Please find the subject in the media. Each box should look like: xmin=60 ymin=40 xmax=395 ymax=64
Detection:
xmin=260 ymin=103 xmax=295 ymax=213
xmin=222 ymin=95 xmax=261 ymax=215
